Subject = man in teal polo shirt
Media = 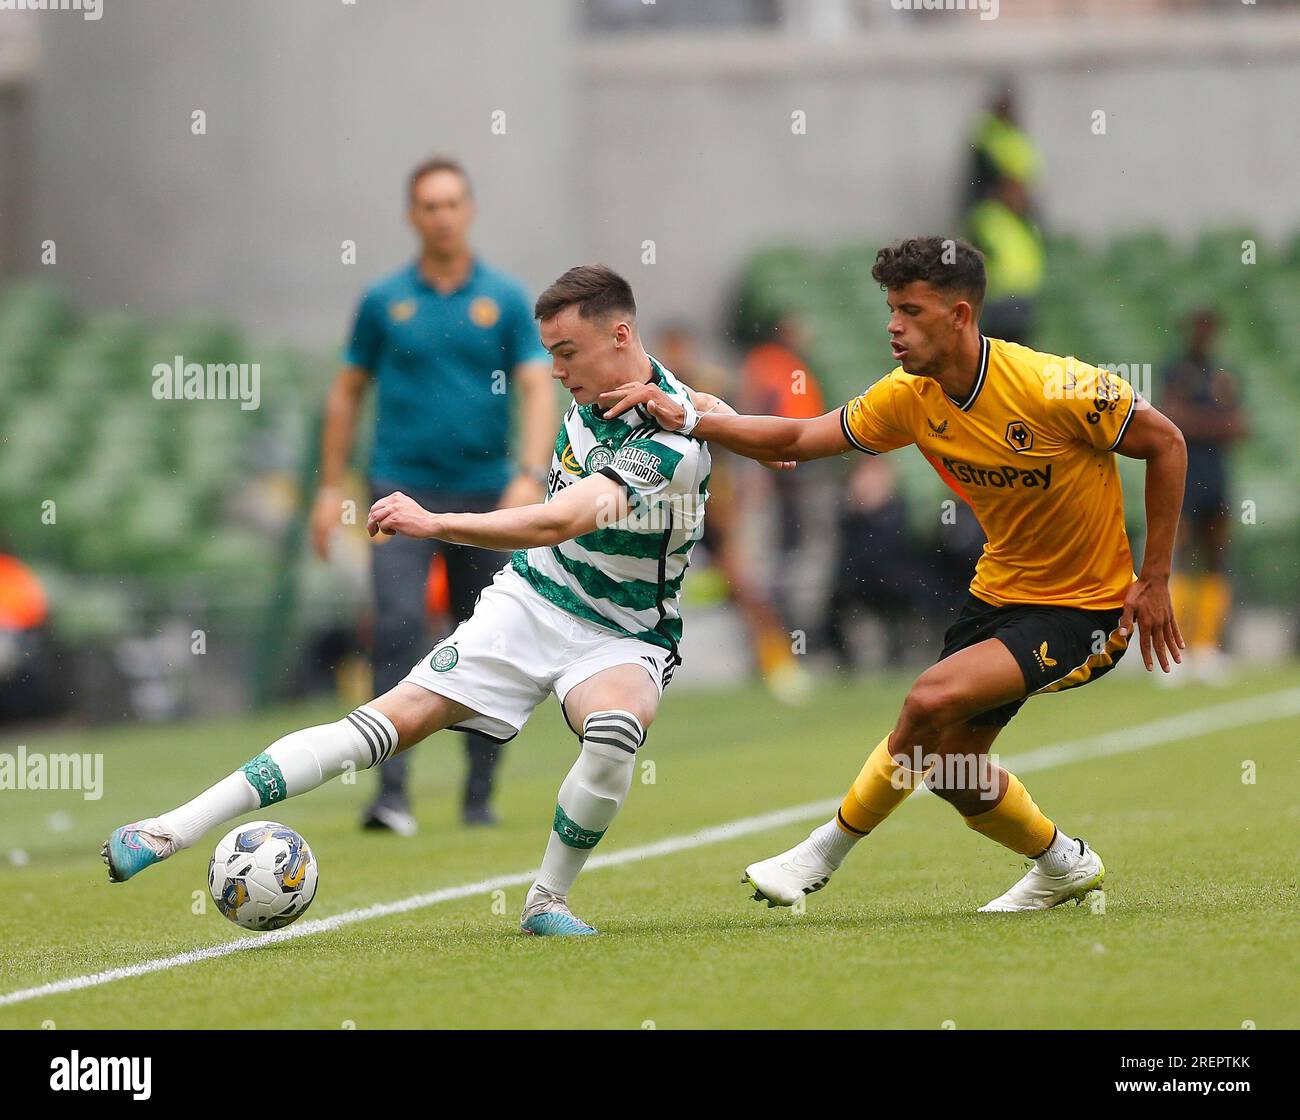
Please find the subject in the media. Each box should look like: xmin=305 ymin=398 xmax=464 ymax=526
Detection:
xmin=312 ymin=156 xmax=553 ymax=832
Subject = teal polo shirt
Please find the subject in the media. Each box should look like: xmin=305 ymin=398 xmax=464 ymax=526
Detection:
xmin=343 ymin=259 xmax=548 ymax=493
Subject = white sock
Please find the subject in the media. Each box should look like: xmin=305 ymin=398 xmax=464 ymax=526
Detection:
xmin=1034 ymin=828 xmax=1080 ymax=875
xmin=805 ymin=817 xmax=859 ymax=870
xmin=157 ymin=706 xmax=398 ymax=848
xmin=532 ymin=710 xmax=644 ymax=899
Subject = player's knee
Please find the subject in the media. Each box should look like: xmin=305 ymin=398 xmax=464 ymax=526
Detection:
xmin=901 ymin=679 xmax=963 ymax=730
xmin=581 ymin=709 xmax=646 ymax=756
xmin=369 ymin=684 xmax=458 ymax=749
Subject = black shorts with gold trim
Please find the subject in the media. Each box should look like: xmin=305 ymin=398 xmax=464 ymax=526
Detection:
xmin=939 ymin=593 xmax=1130 ymax=727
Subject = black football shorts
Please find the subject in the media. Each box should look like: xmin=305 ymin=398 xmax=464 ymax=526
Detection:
xmin=938 ymin=593 xmax=1130 ymax=727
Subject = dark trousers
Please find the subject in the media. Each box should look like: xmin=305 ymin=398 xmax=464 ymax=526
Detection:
xmin=368 ymin=480 xmax=505 ymax=810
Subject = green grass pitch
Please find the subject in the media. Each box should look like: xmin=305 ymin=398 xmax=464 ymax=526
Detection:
xmin=2 ymin=664 xmax=1297 ymax=1029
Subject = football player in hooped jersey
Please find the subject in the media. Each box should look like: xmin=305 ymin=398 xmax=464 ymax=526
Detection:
xmin=103 ymin=265 xmax=774 ymax=936
xmin=601 ymin=237 xmax=1188 ymax=913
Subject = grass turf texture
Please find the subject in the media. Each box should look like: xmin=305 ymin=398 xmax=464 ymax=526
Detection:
xmin=1 ymin=665 xmax=1297 ymax=1029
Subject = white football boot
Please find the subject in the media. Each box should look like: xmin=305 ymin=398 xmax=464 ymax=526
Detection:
xmin=743 ymin=839 xmax=835 ymax=908
xmin=978 ymin=838 xmax=1105 ymax=912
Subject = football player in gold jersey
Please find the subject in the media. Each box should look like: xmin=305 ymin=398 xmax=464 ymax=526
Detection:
xmin=599 ymin=236 xmax=1187 ymax=912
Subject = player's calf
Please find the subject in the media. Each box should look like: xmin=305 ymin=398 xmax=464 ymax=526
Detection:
xmin=520 ymin=708 xmax=644 ymax=936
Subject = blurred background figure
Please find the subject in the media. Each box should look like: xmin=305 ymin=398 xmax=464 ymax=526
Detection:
xmin=925 ymin=499 xmax=989 ymax=623
xmin=966 ymin=175 xmax=1044 ymax=345
xmin=1161 ymin=309 xmax=1249 ymax=684
xmin=737 ymin=313 xmax=831 ymax=623
xmin=737 ymin=314 xmax=826 ymax=428
xmin=821 ymin=459 xmax=989 ymax=670
xmin=655 ymin=324 xmax=811 ymax=703
xmin=965 ymin=86 xmax=1044 ymax=344
xmin=311 ymin=157 xmax=553 ymax=832
xmin=0 ymin=545 xmax=60 ymax=725
xmin=738 ymin=315 xmax=829 ymax=700
xmin=966 ymin=86 xmax=1041 ymax=208
xmin=821 ymin=458 xmax=921 ymax=669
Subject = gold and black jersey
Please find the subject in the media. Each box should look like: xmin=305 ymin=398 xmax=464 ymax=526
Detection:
xmin=841 ymin=336 xmax=1138 ymax=611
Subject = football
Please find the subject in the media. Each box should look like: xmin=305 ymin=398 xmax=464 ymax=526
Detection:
xmin=208 ymin=822 xmax=318 ymax=931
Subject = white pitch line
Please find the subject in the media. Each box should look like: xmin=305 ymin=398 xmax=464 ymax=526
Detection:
xmin=0 ymin=799 xmax=839 ymax=1010
xmin=3 ymin=686 xmax=1299 ymax=1010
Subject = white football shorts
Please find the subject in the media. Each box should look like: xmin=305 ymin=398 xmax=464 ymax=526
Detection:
xmin=402 ymin=565 xmax=679 ymax=742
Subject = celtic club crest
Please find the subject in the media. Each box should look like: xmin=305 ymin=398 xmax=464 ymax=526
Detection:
xmin=584 ymin=445 xmax=614 ymax=474
xmin=430 ymin=646 xmax=459 ymax=672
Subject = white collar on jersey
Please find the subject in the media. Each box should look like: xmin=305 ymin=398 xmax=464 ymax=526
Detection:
xmin=944 ymin=334 xmax=990 ymax=412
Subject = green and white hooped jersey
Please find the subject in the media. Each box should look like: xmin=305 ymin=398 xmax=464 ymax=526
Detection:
xmin=511 ymin=358 xmax=710 ymax=654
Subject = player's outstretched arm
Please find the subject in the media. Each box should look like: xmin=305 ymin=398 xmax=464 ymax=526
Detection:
xmin=1114 ymin=401 xmax=1189 ymax=672
xmin=679 ymin=386 xmax=795 ymax=470
xmin=599 ymin=382 xmax=848 ymax=462
xmin=367 ymin=473 xmax=630 ymax=551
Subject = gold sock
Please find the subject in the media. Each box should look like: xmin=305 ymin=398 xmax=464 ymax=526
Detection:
xmin=756 ymin=626 xmax=794 ymax=678
xmin=962 ymin=772 xmax=1056 ymax=856
xmin=1193 ymin=573 xmax=1231 ymax=650
xmin=837 ymin=736 xmax=930 ymax=836
xmin=1170 ymin=571 xmax=1197 ymax=643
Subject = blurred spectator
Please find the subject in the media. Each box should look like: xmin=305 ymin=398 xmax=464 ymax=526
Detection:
xmin=1161 ymin=309 xmax=1249 ymax=682
xmin=821 ymin=458 xmax=923 ymax=667
xmin=655 ymin=324 xmax=811 ymax=703
xmin=0 ymin=550 xmax=61 ymax=723
xmin=926 ymin=499 xmax=988 ymax=614
xmin=738 ymin=313 xmax=828 ymax=578
xmin=738 ymin=315 xmax=826 ymax=424
xmin=967 ymin=86 xmax=1041 ymax=207
xmin=966 ymin=175 xmax=1044 ymax=344
xmin=821 ymin=459 xmax=988 ymax=668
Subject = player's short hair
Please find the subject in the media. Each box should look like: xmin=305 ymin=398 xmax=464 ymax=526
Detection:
xmin=871 ymin=237 xmax=986 ymax=311
xmin=408 ymin=156 xmax=472 ymax=202
xmin=534 ymin=265 xmax=637 ymax=323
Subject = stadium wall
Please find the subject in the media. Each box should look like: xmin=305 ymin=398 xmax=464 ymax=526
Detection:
xmin=16 ymin=4 xmax=1300 ymax=346
xmin=579 ymin=11 xmax=1300 ymax=336
xmin=21 ymin=0 xmax=581 ymax=348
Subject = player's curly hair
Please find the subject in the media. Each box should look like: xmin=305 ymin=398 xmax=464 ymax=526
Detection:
xmin=871 ymin=237 xmax=986 ymax=309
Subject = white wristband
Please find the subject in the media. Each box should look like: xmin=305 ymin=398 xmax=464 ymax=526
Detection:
xmin=675 ymin=395 xmax=700 ymax=436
